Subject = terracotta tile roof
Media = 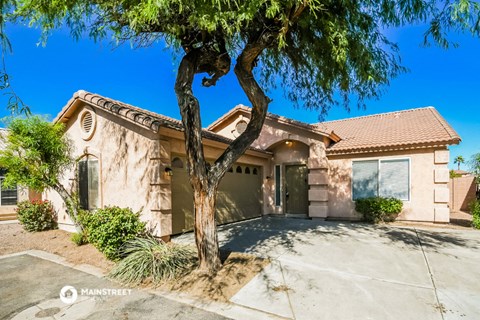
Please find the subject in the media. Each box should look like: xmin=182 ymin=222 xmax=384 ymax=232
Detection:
xmin=56 ymin=91 xmax=270 ymax=154
xmin=319 ymin=107 xmax=461 ymax=155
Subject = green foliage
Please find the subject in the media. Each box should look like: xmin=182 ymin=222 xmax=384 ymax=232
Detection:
xmin=78 ymin=207 xmax=146 ymax=260
xmin=470 ymin=200 xmax=480 ymax=229
xmin=14 ymin=0 xmax=480 ymax=112
xmin=355 ymin=197 xmax=403 ymax=224
xmin=0 ymin=116 xmax=74 ymax=191
xmin=450 ymin=169 xmax=462 ymax=178
xmin=109 ymin=237 xmax=196 ymax=285
xmin=16 ymin=200 xmax=57 ymax=232
xmin=469 ymin=153 xmax=480 ymax=184
xmin=71 ymin=231 xmax=87 ymax=246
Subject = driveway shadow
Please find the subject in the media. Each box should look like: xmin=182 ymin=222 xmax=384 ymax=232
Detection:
xmin=211 ymin=217 xmax=480 ymax=258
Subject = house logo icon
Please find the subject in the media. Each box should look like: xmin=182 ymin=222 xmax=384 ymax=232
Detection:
xmin=59 ymin=285 xmax=78 ymax=304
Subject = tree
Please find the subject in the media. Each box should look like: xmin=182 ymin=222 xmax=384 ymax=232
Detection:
xmin=454 ymin=155 xmax=465 ymax=170
xmin=470 ymin=153 xmax=480 ymax=183
xmin=12 ymin=0 xmax=480 ymax=273
xmin=0 ymin=0 xmax=30 ymax=115
xmin=0 ymin=116 xmax=80 ymax=227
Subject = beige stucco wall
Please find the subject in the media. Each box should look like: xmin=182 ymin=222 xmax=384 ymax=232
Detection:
xmin=327 ymin=148 xmax=450 ymax=222
xmin=210 ymin=110 xmax=332 ymax=217
xmin=50 ymin=104 xmax=272 ymax=236
xmin=47 ymin=104 xmax=161 ymax=233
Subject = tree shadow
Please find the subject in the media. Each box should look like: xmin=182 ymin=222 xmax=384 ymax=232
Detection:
xmin=213 ymin=216 xmax=480 ymax=258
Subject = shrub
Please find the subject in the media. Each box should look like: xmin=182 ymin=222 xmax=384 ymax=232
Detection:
xmin=78 ymin=206 xmax=146 ymax=260
xmin=470 ymin=200 xmax=480 ymax=229
xmin=16 ymin=200 xmax=58 ymax=232
xmin=109 ymin=237 xmax=196 ymax=286
xmin=355 ymin=197 xmax=403 ymax=224
xmin=71 ymin=232 xmax=87 ymax=246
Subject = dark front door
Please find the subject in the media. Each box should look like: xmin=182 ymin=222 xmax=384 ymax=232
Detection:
xmin=285 ymin=165 xmax=309 ymax=214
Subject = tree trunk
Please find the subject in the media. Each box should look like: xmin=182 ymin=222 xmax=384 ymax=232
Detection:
xmin=52 ymin=184 xmax=82 ymax=231
xmin=174 ymin=38 xmax=275 ymax=274
xmin=193 ymin=187 xmax=221 ymax=272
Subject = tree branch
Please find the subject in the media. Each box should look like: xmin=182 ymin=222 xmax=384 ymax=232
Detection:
xmin=210 ymin=32 xmax=277 ymax=185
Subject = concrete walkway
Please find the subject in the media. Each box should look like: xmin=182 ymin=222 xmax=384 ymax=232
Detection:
xmin=175 ymin=217 xmax=480 ymax=320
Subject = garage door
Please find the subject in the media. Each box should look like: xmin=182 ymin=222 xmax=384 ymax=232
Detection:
xmin=171 ymin=157 xmax=262 ymax=234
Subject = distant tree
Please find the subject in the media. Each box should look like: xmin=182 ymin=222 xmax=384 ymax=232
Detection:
xmin=470 ymin=153 xmax=480 ymax=184
xmin=454 ymin=155 xmax=465 ymax=170
xmin=13 ymin=0 xmax=480 ymax=273
xmin=450 ymin=169 xmax=462 ymax=179
xmin=0 ymin=116 xmax=80 ymax=226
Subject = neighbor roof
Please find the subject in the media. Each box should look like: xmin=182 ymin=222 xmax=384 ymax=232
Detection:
xmin=55 ymin=91 xmax=270 ymax=154
xmin=319 ymin=107 xmax=461 ymax=155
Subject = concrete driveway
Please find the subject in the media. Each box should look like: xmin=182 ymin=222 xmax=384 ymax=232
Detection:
xmin=176 ymin=217 xmax=480 ymax=320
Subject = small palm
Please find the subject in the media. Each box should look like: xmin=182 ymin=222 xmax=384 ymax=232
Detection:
xmin=454 ymin=156 xmax=465 ymax=170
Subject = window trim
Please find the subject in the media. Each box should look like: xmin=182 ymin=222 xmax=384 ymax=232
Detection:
xmin=275 ymin=164 xmax=282 ymax=207
xmin=351 ymin=157 xmax=411 ymax=202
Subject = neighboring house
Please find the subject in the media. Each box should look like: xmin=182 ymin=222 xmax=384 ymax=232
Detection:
xmin=0 ymin=129 xmax=35 ymax=221
xmin=50 ymin=90 xmax=460 ymax=237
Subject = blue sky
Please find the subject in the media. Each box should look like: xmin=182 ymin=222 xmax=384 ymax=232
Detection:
xmin=1 ymin=23 xmax=479 ymax=170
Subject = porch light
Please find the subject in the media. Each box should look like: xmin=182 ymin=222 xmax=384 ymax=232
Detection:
xmin=164 ymin=167 xmax=173 ymax=176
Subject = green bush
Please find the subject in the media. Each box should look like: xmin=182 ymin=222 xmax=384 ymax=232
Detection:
xmin=16 ymin=200 xmax=58 ymax=232
xmin=355 ymin=197 xmax=403 ymax=224
xmin=78 ymin=207 xmax=146 ymax=260
xmin=470 ymin=200 xmax=480 ymax=229
xmin=109 ymin=237 xmax=196 ymax=286
xmin=71 ymin=232 xmax=87 ymax=246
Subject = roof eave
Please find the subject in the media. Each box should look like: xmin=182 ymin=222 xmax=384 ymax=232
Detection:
xmin=326 ymin=138 xmax=461 ymax=156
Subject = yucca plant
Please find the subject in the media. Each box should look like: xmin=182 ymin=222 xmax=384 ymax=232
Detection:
xmin=109 ymin=237 xmax=197 ymax=286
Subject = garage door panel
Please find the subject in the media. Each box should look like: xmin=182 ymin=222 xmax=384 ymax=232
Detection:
xmin=171 ymin=159 xmax=262 ymax=234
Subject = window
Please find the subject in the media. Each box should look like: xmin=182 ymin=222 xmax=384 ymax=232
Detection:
xmin=245 ymin=167 xmax=251 ymax=174
xmin=0 ymin=169 xmax=17 ymax=206
xmin=78 ymin=157 xmax=99 ymax=210
xmin=352 ymin=159 xmax=410 ymax=201
xmin=236 ymin=166 xmax=243 ymax=173
xmin=252 ymin=168 xmax=258 ymax=175
xmin=275 ymin=165 xmax=281 ymax=206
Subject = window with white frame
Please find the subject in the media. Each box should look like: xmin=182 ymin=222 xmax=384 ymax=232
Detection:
xmin=352 ymin=159 xmax=410 ymax=201
xmin=0 ymin=168 xmax=18 ymax=206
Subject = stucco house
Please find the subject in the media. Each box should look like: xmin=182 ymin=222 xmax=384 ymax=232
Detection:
xmin=49 ymin=90 xmax=460 ymax=237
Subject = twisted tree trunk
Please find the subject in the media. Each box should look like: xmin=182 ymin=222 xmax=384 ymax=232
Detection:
xmin=174 ymin=34 xmax=278 ymax=273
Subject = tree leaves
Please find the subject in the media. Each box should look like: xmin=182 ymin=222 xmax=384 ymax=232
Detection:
xmin=12 ymin=0 xmax=480 ymax=113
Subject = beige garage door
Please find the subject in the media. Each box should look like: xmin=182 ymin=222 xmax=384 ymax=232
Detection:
xmin=171 ymin=157 xmax=262 ymax=234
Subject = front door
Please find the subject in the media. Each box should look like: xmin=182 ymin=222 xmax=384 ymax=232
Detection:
xmin=285 ymin=165 xmax=309 ymax=214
